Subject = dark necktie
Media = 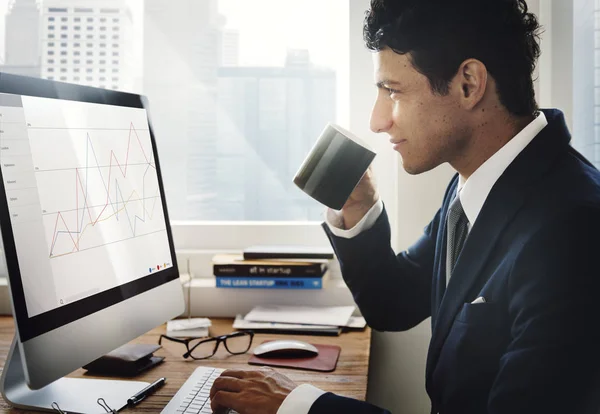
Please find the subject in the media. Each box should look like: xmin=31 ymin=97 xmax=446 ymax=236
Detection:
xmin=446 ymin=193 xmax=469 ymax=285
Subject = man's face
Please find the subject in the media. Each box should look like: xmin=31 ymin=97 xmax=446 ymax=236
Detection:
xmin=371 ymin=49 xmax=470 ymax=174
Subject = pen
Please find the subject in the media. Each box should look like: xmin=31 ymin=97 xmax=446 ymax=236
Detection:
xmin=127 ymin=377 xmax=166 ymax=407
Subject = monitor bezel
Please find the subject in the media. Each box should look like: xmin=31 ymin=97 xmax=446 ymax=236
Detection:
xmin=0 ymin=72 xmax=180 ymax=342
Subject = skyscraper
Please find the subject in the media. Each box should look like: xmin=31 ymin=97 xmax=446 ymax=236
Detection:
xmin=2 ymin=0 xmax=41 ymax=77
xmin=219 ymin=28 xmax=239 ymax=67
xmin=40 ymin=0 xmax=135 ymax=91
xmin=143 ymin=0 xmax=220 ymax=220
xmin=217 ymin=49 xmax=336 ymax=220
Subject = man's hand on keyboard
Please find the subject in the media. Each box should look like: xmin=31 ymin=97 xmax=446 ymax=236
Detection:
xmin=209 ymin=367 xmax=298 ymax=414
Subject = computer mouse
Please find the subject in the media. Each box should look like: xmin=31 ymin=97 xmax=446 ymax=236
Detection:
xmin=252 ymin=340 xmax=319 ymax=358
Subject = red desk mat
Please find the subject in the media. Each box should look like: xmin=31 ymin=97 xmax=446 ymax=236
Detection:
xmin=248 ymin=341 xmax=341 ymax=372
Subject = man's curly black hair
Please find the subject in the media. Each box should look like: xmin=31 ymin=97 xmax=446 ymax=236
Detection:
xmin=364 ymin=0 xmax=541 ymax=116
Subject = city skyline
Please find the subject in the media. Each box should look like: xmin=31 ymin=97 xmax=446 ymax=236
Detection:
xmin=0 ymin=0 xmax=346 ymax=71
xmin=0 ymin=0 xmax=343 ymax=221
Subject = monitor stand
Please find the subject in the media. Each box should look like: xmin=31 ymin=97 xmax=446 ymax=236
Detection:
xmin=0 ymin=337 xmax=150 ymax=413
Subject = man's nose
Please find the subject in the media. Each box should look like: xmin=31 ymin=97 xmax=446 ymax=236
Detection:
xmin=370 ymin=96 xmax=393 ymax=133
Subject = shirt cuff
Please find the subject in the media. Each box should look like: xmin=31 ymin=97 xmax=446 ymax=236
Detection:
xmin=277 ymin=384 xmax=326 ymax=414
xmin=324 ymin=198 xmax=384 ymax=239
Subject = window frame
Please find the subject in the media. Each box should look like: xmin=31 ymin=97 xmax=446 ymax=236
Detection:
xmin=169 ymin=0 xmax=400 ymax=278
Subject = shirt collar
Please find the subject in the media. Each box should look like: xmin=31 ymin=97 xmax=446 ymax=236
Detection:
xmin=457 ymin=111 xmax=548 ymax=226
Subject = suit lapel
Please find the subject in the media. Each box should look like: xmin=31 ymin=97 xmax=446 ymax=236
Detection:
xmin=425 ymin=109 xmax=572 ymax=382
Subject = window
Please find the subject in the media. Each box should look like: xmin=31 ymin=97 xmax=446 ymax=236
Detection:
xmin=61 ymin=25 xmax=68 ymax=30
xmin=61 ymin=34 xmax=67 ymax=39
xmin=60 ymin=51 xmax=67 ymax=56
xmin=142 ymin=0 xmax=348 ymax=221
xmin=0 ymin=0 xmax=356 ymax=260
xmin=60 ymin=42 xmax=67 ymax=47
xmin=60 ymin=76 xmax=67 ymax=81
xmin=543 ymin=1 xmax=599 ymax=168
xmin=74 ymin=42 xmax=80 ymax=47
xmin=48 ymin=17 xmax=55 ymax=22
xmin=60 ymin=68 xmax=67 ymax=73
xmin=48 ymin=34 xmax=55 ymax=38
xmin=47 ymin=59 xmax=54 ymax=64
xmin=48 ymin=42 xmax=54 ymax=47
xmin=47 ymin=68 xmax=54 ymax=72
xmin=60 ymin=59 xmax=67 ymax=64
xmin=48 ymin=25 xmax=55 ymax=30
xmin=61 ymin=17 xmax=68 ymax=22
xmin=74 ymin=76 xmax=80 ymax=81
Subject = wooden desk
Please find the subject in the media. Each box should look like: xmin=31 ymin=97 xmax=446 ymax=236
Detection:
xmin=0 ymin=317 xmax=371 ymax=413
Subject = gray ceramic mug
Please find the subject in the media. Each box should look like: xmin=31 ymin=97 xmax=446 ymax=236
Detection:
xmin=293 ymin=123 xmax=376 ymax=210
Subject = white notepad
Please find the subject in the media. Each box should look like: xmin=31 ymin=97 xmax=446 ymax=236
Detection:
xmin=244 ymin=305 xmax=355 ymax=326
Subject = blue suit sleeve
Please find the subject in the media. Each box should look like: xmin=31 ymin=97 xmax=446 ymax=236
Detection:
xmin=322 ymin=206 xmax=441 ymax=331
xmin=488 ymin=206 xmax=600 ymax=413
xmin=308 ymin=392 xmax=392 ymax=414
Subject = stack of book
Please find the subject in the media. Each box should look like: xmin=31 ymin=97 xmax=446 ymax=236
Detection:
xmin=213 ymin=246 xmax=333 ymax=290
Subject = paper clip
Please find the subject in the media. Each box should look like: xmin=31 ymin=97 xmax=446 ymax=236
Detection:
xmin=51 ymin=402 xmax=67 ymax=413
xmin=97 ymin=398 xmax=118 ymax=413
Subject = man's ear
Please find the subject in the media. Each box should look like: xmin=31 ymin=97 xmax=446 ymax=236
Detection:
xmin=454 ymin=59 xmax=487 ymax=110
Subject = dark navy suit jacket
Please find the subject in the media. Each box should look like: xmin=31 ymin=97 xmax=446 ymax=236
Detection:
xmin=309 ymin=109 xmax=600 ymax=414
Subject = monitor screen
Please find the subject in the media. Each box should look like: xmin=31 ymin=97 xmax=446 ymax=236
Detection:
xmin=0 ymin=75 xmax=179 ymax=342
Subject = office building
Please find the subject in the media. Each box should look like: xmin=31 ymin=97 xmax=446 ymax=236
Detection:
xmin=143 ymin=0 xmax=220 ymax=220
xmin=39 ymin=0 xmax=134 ymax=91
xmin=217 ymin=49 xmax=336 ymax=220
xmin=2 ymin=0 xmax=41 ymax=78
xmin=219 ymin=28 xmax=239 ymax=67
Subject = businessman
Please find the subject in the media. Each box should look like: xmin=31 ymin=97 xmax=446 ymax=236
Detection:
xmin=210 ymin=0 xmax=600 ymax=413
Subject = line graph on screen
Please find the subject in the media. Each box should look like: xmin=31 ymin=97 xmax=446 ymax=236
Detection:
xmin=31 ymin=122 xmax=167 ymax=259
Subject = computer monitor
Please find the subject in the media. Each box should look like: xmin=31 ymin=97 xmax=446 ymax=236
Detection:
xmin=0 ymin=73 xmax=185 ymax=413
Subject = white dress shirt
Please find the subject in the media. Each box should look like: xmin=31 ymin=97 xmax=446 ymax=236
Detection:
xmin=277 ymin=112 xmax=548 ymax=414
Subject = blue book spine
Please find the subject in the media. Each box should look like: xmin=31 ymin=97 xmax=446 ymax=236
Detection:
xmin=215 ymin=276 xmax=323 ymax=289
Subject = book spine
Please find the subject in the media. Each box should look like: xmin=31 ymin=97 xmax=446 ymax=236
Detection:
xmin=215 ymin=276 xmax=323 ymax=289
xmin=213 ymin=264 xmax=325 ymax=277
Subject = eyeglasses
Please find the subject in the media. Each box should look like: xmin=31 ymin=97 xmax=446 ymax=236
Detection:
xmin=158 ymin=331 xmax=255 ymax=360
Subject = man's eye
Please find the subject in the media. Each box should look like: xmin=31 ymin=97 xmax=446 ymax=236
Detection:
xmin=386 ymin=88 xmax=400 ymax=97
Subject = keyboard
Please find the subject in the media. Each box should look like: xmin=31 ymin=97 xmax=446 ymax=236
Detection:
xmin=161 ymin=366 xmax=239 ymax=414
